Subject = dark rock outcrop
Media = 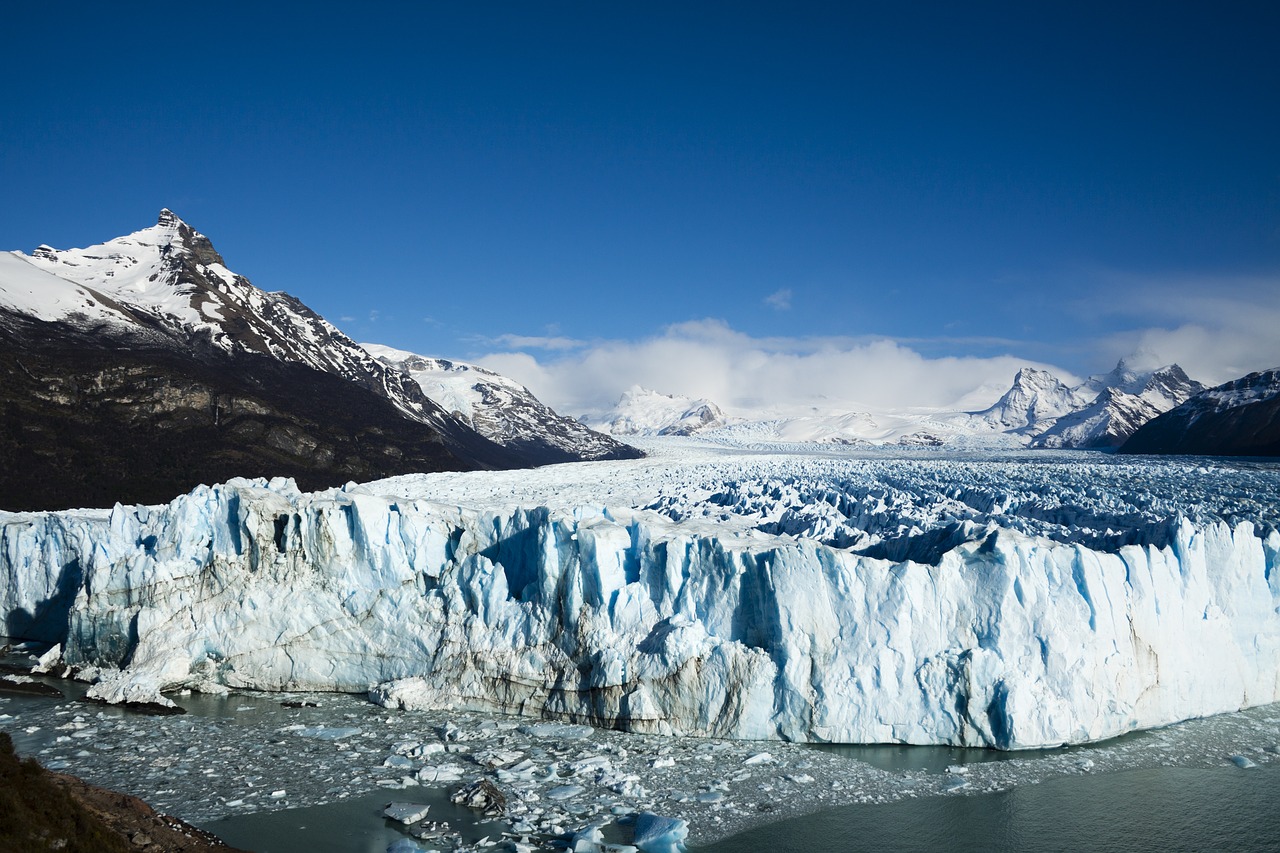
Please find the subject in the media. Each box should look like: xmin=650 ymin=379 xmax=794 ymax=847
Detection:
xmin=0 ymin=313 xmax=522 ymax=511
xmin=1119 ymin=368 xmax=1280 ymax=457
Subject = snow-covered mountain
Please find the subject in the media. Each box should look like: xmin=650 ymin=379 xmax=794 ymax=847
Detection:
xmin=1029 ymin=363 xmax=1204 ymax=449
xmin=4 ymin=210 xmax=443 ymax=427
xmin=0 ymin=211 xmax=615 ymax=510
xmin=970 ymin=367 xmax=1089 ymax=433
xmin=1120 ymin=367 xmax=1280 ymax=456
xmin=586 ymin=387 xmax=732 ymax=437
xmin=585 ymin=358 xmax=1201 ymax=451
xmin=963 ymin=359 xmax=1203 ymax=449
xmin=363 ymin=343 xmax=639 ymax=464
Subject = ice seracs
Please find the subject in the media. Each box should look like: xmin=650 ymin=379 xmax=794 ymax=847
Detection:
xmin=3 ymin=444 xmax=1278 ymax=751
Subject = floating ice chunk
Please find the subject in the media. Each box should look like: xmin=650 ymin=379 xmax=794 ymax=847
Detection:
xmin=383 ymin=802 xmax=431 ymax=824
xmin=270 ymin=790 xmax=286 ymax=798
xmin=696 ymin=791 xmax=724 ymax=803
xmin=651 ymin=757 xmax=675 ymax=769
xmin=475 ymin=748 xmax=523 ymax=768
xmin=743 ymin=752 xmax=772 ymax=765
xmin=295 ymin=726 xmax=362 ymax=741
xmin=386 ymin=840 xmax=426 ymax=853
xmin=570 ymin=755 xmax=613 ymax=776
xmin=450 ymin=779 xmax=506 ymax=815
xmin=569 ymin=823 xmax=606 ymax=852
xmin=32 ymin=644 xmax=62 ymax=673
xmin=383 ymin=755 xmax=415 ymax=769
xmin=416 ymin=764 xmax=466 ymax=784
xmin=1230 ymin=754 xmax=1258 ymax=769
xmin=547 ymin=784 xmax=586 ymax=800
xmin=520 ymin=723 xmax=595 ymax=740
xmin=631 ymin=812 xmax=688 ymax=853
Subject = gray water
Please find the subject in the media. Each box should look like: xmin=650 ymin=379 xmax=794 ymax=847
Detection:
xmin=199 ymin=759 xmax=1280 ymax=853
xmin=695 ymin=766 xmax=1280 ymax=853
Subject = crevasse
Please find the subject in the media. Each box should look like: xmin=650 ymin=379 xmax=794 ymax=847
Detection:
xmin=2 ymin=476 xmax=1278 ymax=749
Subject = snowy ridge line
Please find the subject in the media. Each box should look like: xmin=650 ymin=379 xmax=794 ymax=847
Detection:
xmin=3 ymin=466 xmax=1278 ymax=750
xmin=4 ymin=211 xmax=452 ymax=429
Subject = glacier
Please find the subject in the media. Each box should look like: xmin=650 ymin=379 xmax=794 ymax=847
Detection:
xmin=2 ymin=443 xmax=1279 ymax=750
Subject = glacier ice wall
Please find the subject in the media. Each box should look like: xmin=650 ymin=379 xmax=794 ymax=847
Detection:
xmin=3 ymin=476 xmax=1279 ymax=749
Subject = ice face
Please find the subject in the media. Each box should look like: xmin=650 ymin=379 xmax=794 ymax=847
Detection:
xmin=2 ymin=446 xmax=1279 ymax=750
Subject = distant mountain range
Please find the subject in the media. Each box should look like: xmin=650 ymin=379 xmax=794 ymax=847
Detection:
xmin=584 ymin=357 xmax=1209 ymax=450
xmin=972 ymin=359 xmax=1204 ymax=449
xmin=3 ymin=212 xmax=1272 ymax=515
xmin=0 ymin=211 xmax=635 ymax=511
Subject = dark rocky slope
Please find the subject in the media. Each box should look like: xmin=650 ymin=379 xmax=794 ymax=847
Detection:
xmin=1119 ymin=368 xmax=1280 ymax=457
xmin=0 ymin=314 xmax=521 ymax=512
xmin=0 ymin=732 xmax=247 ymax=853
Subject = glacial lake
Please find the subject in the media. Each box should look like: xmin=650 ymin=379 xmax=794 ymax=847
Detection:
xmin=3 ymin=663 xmax=1278 ymax=853
xmin=203 ymin=763 xmax=1280 ymax=853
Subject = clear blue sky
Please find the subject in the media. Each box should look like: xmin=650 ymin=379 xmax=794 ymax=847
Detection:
xmin=3 ymin=2 xmax=1277 ymax=411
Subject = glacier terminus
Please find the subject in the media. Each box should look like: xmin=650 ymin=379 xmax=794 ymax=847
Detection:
xmin=3 ymin=439 xmax=1277 ymax=752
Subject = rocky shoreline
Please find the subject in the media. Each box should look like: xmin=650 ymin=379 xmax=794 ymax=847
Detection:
xmin=0 ymin=732 xmax=248 ymax=853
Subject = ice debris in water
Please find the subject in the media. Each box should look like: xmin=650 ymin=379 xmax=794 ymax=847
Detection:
xmin=631 ymin=812 xmax=689 ymax=853
xmin=384 ymin=802 xmax=432 ymax=824
xmin=3 ymin=689 xmax=1280 ymax=850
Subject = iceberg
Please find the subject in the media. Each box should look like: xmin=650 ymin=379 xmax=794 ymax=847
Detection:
xmin=2 ymin=449 xmax=1279 ymax=751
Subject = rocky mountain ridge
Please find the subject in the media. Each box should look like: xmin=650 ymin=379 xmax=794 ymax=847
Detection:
xmin=1120 ymin=368 xmax=1280 ymax=456
xmin=363 ymin=344 xmax=639 ymax=464
xmin=0 ymin=211 xmax=622 ymax=511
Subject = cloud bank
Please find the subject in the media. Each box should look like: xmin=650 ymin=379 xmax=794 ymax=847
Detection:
xmin=1084 ymin=271 xmax=1280 ymax=386
xmin=466 ymin=272 xmax=1280 ymax=417
xmin=473 ymin=319 xmax=1068 ymax=416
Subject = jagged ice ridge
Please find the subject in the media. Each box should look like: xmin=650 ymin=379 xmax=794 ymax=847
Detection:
xmin=2 ymin=445 xmax=1278 ymax=750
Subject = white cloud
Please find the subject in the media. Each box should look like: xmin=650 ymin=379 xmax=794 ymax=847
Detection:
xmin=764 ymin=288 xmax=792 ymax=311
xmin=474 ymin=319 xmax=1068 ymax=416
xmin=467 ymin=271 xmax=1280 ymax=417
xmin=485 ymin=333 xmax=587 ymax=351
xmin=1082 ymin=271 xmax=1280 ymax=385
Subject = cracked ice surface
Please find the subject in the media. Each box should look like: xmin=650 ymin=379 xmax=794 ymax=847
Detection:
xmin=2 ymin=439 xmax=1279 ymax=750
xmin=2 ymin=686 xmax=1279 ymax=850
